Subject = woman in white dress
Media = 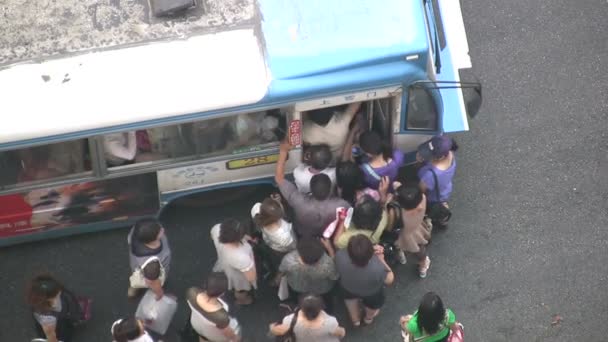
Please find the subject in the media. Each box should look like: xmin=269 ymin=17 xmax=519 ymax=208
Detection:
xmin=187 ymin=273 xmax=241 ymax=342
xmin=211 ymin=219 xmax=257 ymax=305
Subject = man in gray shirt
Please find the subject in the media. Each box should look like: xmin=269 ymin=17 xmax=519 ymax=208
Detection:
xmin=275 ymin=141 xmax=350 ymax=237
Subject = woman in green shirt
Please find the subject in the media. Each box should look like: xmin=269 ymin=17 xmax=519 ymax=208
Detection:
xmin=333 ymin=195 xmax=388 ymax=249
xmin=400 ymin=292 xmax=463 ymax=342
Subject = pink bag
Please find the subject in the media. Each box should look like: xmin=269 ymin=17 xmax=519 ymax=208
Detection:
xmin=77 ymin=296 xmax=93 ymax=322
xmin=447 ymin=324 xmax=464 ymax=342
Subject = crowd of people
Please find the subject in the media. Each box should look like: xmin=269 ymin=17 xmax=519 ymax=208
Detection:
xmin=25 ymin=104 xmax=464 ymax=342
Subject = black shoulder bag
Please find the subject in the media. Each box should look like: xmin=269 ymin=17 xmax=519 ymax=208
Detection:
xmin=276 ymin=309 xmax=300 ymax=342
xmin=426 ymin=168 xmax=452 ymax=226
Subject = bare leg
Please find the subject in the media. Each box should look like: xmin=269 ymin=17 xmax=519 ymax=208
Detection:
xmin=344 ymin=299 xmax=362 ymax=326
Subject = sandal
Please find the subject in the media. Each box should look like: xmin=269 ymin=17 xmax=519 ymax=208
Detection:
xmin=363 ymin=311 xmax=380 ymax=325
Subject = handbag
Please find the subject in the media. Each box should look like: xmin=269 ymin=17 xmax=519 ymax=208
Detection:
xmin=275 ymin=309 xmax=299 ymax=342
xmin=135 ymin=290 xmax=178 ymax=335
xmin=129 ymin=256 xmax=167 ymax=288
xmin=426 ymin=168 xmax=451 ymax=225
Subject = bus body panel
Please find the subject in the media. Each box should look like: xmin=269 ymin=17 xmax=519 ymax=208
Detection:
xmin=0 ymin=173 xmax=159 ymax=244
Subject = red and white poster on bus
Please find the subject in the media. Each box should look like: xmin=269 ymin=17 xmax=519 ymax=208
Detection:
xmin=0 ymin=173 xmax=159 ymax=238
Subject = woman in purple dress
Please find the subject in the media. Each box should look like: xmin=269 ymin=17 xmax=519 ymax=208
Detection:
xmin=358 ymin=131 xmax=404 ymax=190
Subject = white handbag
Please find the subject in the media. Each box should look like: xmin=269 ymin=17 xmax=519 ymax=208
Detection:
xmin=129 ymin=257 xmax=166 ymax=288
xmin=135 ymin=290 xmax=178 ymax=335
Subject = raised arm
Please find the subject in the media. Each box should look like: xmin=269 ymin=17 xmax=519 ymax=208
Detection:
xmin=274 ymin=141 xmax=292 ymax=185
xmin=343 ymin=102 xmax=362 ymax=122
xmin=340 ymin=114 xmax=365 ymax=162
xmin=332 ymin=221 xmax=347 ymax=248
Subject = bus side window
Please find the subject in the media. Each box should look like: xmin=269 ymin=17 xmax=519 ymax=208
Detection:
xmin=405 ymin=86 xmax=438 ymax=131
xmin=0 ymin=140 xmax=90 ymax=188
xmin=181 ymin=110 xmax=287 ymax=155
xmin=103 ymin=109 xmax=288 ymax=170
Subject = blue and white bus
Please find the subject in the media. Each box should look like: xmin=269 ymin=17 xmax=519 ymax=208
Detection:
xmin=0 ymin=0 xmax=480 ymax=246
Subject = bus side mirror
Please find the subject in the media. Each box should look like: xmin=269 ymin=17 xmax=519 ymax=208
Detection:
xmin=463 ymin=83 xmax=482 ymax=118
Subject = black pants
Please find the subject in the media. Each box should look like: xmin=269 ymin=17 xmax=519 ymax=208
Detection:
xmin=253 ymin=241 xmax=287 ymax=279
xmin=288 ymin=285 xmax=336 ymax=315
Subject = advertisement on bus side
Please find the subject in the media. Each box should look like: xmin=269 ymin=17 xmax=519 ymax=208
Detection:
xmin=0 ymin=173 xmax=159 ymax=238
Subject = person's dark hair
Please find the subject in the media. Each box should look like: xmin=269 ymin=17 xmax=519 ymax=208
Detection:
xmin=134 ymin=218 xmax=162 ymax=244
xmin=308 ymin=144 xmax=332 ymax=171
xmin=205 ymin=272 xmax=228 ymax=298
xmin=347 ymin=235 xmax=374 ymax=267
xmin=306 ymin=105 xmax=347 ymax=126
xmin=219 ymin=218 xmax=245 ymax=244
xmin=26 ymin=274 xmax=64 ymax=313
xmin=300 ymin=294 xmax=324 ymax=321
xmin=396 ymin=184 xmax=423 ymax=210
xmin=351 ymin=195 xmax=382 ymax=230
xmin=112 ymin=317 xmax=142 ymax=342
xmin=254 ymin=198 xmax=283 ymax=228
xmin=417 ymin=292 xmax=446 ymax=335
xmin=142 ymin=260 xmax=161 ymax=281
xmin=310 ymin=173 xmax=332 ymax=200
xmin=359 ymin=131 xmax=392 ymax=160
xmin=336 ymin=161 xmax=366 ymax=205
xmin=297 ymin=237 xmax=325 ymax=265
xmin=450 ymin=138 xmax=459 ymax=152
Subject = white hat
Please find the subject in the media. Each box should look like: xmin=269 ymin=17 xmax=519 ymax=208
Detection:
xmin=250 ymin=202 xmax=262 ymax=218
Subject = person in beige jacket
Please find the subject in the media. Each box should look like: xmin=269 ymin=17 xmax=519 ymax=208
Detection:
xmin=396 ymin=183 xmax=432 ymax=278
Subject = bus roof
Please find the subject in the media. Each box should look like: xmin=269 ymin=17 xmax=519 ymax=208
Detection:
xmin=259 ymin=0 xmax=427 ymax=81
xmin=0 ymin=0 xmax=429 ymax=148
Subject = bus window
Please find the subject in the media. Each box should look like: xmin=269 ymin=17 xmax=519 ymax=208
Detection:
xmin=0 ymin=140 xmax=90 ymax=188
xmin=406 ymin=86 xmax=438 ymax=130
xmin=103 ymin=109 xmax=287 ymax=169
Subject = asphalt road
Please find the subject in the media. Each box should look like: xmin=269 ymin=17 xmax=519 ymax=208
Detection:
xmin=2 ymin=0 xmax=607 ymax=341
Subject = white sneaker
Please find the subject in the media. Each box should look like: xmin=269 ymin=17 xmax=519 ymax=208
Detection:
xmin=397 ymin=250 xmax=407 ymax=265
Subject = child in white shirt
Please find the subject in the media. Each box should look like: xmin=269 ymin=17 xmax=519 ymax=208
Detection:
xmin=294 ymin=144 xmax=336 ymax=194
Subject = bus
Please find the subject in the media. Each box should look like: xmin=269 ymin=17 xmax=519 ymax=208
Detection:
xmin=0 ymin=0 xmax=481 ymax=246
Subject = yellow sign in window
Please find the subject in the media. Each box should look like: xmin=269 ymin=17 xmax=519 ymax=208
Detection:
xmin=226 ymin=154 xmax=280 ymax=170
